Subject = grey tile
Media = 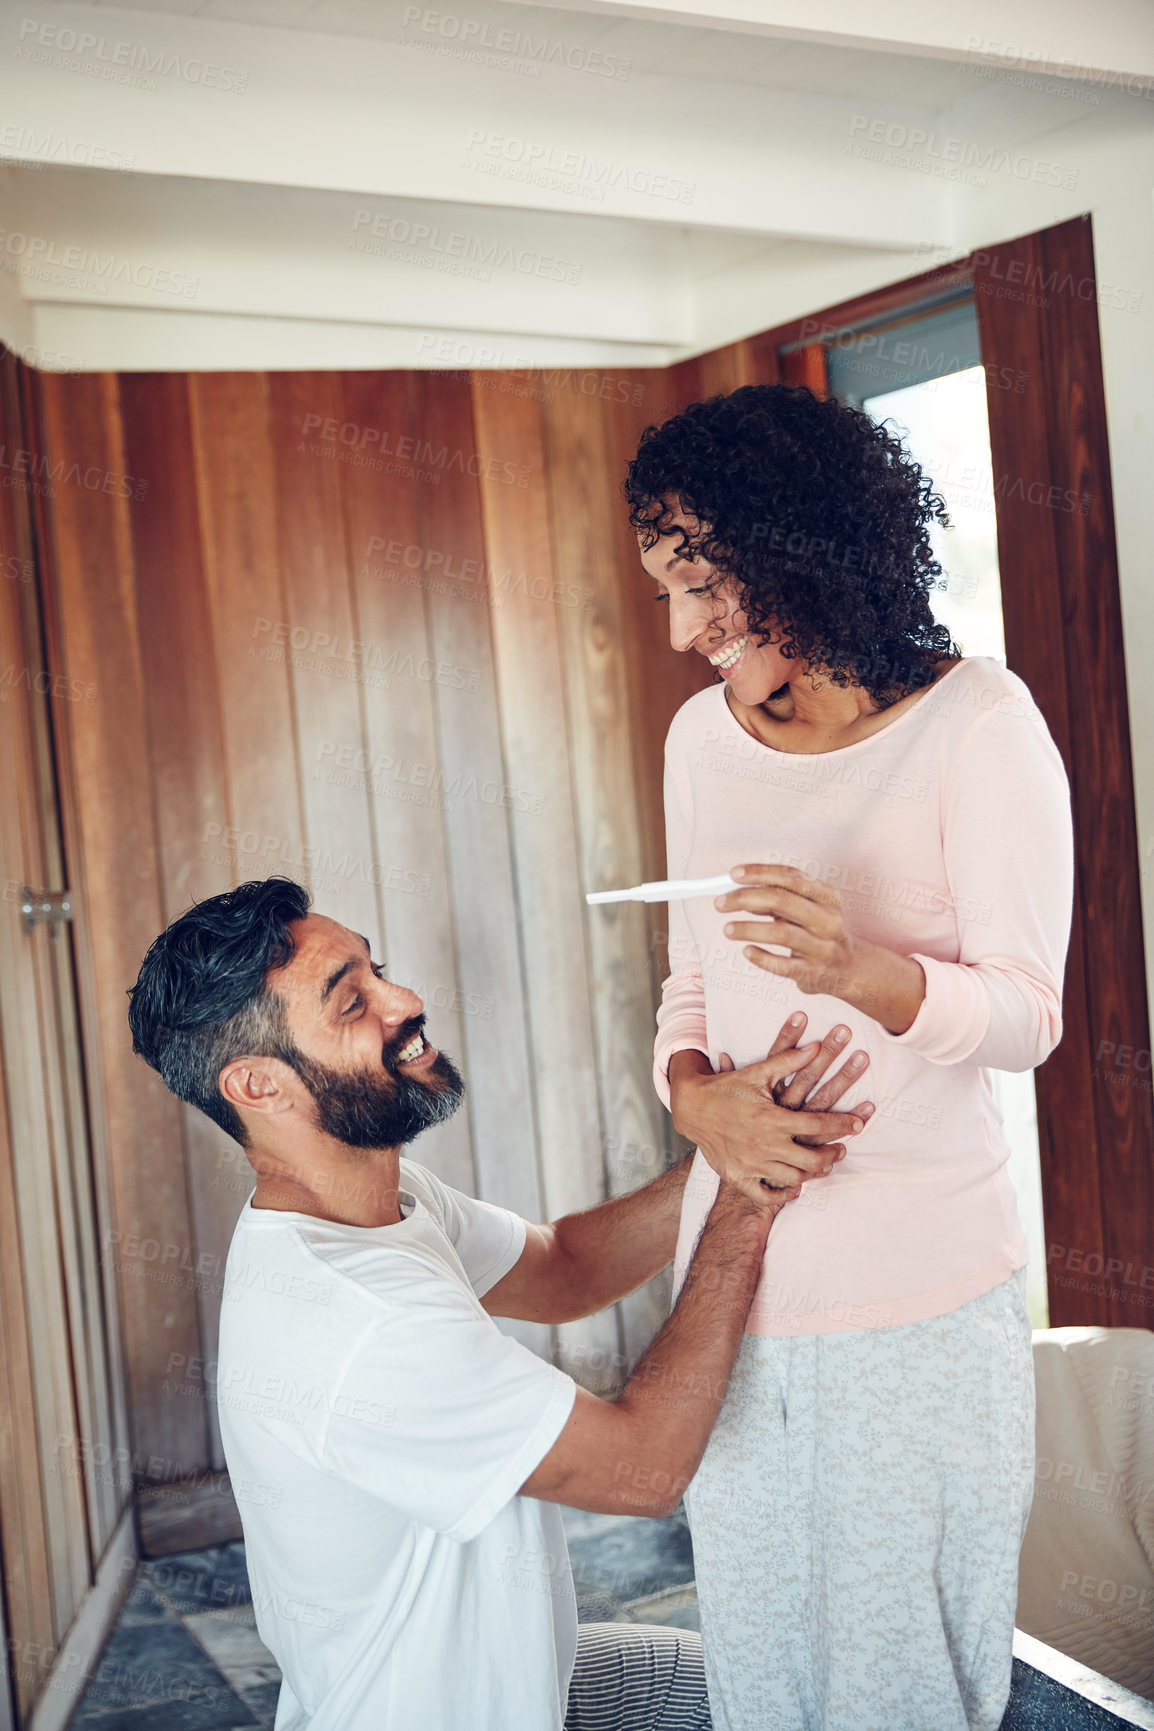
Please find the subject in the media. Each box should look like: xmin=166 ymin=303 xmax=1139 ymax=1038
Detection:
xmin=184 ymin=1608 xmax=281 ymax=1695
xmin=73 ymin=1619 xmax=238 ymax=1713
xmin=560 ymin=1508 xmax=625 ymax=1542
xmin=575 ymin=1588 xmax=631 ymax=1625
xmin=234 ymin=1679 xmax=283 ymax=1727
xmin=145 ymin=1544 xmax=252 ymax=1617
xmin=622 ymin=1586 xmax=701 ymax=1633
xmin=999 ymin=1658 xmax=1142 ymax=1729
xmin=566 ymin=1510 xmax=695 ymax=1606
xmin=116 ymin=1577 xmax=176 ymax=1628
xmin=69 ymin=1682 xmax=258 ymax=1730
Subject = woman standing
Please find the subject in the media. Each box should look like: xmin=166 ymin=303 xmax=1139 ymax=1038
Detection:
xmin=625 ymin=384 xmax=1074 ymax=1731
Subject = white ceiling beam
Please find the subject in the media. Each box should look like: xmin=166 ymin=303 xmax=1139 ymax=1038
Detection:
xmin=491 ymin=0 xmax=1154 ymax=84
xmin=23 ymin=299 xmax=681 ymax=370
xmin=1 ymin=0 xmax=950 ymax=248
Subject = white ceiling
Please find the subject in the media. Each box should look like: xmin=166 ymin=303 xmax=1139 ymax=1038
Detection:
xmin=49 ymin=0 xmax=1012 ymax=100
xmin=2 ymin=0 xmax=1153 ymax=369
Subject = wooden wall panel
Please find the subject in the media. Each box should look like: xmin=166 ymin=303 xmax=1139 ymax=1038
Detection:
xmin=6 ymin=351 xmax=136 ymax=1725
xmin=0 ymin=381 xmax=63 ymax=1715
xmin=188 ymin=374 xmax=304 ymax=878
xmin=540 ymin=379 xmax=685 ymax=1364
xmin=267 ymin=372 xmax=380 ymax=947
xmin=600 ymin=369 xmax=715 ymax=1009
xmin=669 ymin=341 xmax=756 ymax=405
xmin=471 ymin=383 xmax=619 ymax=1375
xmin=34 ymin=372 xmax=204 ymax=1473
xmin=118 ymin=372 xmax=237 ymax=1471
xmin=0 ymin=468 xmax=91 ymax=1634
xmin=975 ymin=217 xmax=1152 ymax=1327
xmin=339 ymin=370 xmax=475 ymax=1193
xmin=0 ymin=1030 xmax=53 ymax=1725
xmin=780 ymin=343 xmax=830 ymax=394
xmin=409 ymin=372 xmax=550 ymax=1356
xmin=118 ymin=375 xmax=228 ymax=912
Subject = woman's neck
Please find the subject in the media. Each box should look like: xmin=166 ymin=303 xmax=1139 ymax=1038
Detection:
xmin=728 ymin=657 xmax=959 ymax=755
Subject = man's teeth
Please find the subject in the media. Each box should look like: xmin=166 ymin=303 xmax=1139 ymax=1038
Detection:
xmin=397 ymin=1033 xmax=426 ymax=1063
xmin=708 ymin=635 xmax=748 ymax=671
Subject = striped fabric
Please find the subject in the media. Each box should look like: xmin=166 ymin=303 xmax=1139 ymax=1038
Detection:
xmin=565 ymin=1623 xmax=712 ymax=1730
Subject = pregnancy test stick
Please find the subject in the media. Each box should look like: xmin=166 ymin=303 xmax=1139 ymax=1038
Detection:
xmin=586 ymin=873 xmax=740 ymax=906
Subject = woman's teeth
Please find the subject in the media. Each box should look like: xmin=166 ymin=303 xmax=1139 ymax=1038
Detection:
xmin=709 ymin=635 xmax=748 ymax=672
xmin=397 ymin=1032 xmax=426 ymax=1063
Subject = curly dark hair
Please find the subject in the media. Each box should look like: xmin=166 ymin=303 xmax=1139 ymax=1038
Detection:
xmin=624 ymin=383 xmax=960 ymax=706
xmin=127 ymin=877 xmax=311 ymax=1146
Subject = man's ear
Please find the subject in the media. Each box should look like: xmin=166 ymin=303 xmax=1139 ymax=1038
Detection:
xmin=219 ymin=1055 xmax=301 ymax=1120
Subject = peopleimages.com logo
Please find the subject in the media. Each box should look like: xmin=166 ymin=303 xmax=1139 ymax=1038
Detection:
xmin=15 ymin=17 xmax=249 ymax=91
xmin=401 ymin=7 xmax=632 ymax=79
xmin=463 ymin=131 xmax=696 ymax=205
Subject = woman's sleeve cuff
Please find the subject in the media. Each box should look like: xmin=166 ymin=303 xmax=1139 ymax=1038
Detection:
xmin=875 ymin=953 xmax=990 ymax=1064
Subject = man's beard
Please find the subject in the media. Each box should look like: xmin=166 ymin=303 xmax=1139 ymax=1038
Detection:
xmin=290 ymin=1017 xmax=465 ymax=1150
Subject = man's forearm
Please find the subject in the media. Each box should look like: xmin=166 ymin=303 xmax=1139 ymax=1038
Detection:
xmin=610 ymin=1184 xmax=769 ymax=1511
xmin=517 ymin=1181 xmax=773 ymax=1517
xmin=549 ymin=1155 xmax=692 ymax=1317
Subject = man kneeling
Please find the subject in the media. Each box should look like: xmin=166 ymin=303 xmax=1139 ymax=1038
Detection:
xmin=127 ymin=878 xmax=867 ymax=1731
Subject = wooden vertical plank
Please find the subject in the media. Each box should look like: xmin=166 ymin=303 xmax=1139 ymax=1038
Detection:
xmin=602 ymin=370 xmax=714 ymax=1003
xmin=472 ymin=380 xmax=621 ymax=1377
xmin=34 ymin=371 xmax=205 ymax=1477
xmin=0 ymin=368 xmax=62 ymax=1717
xmin=696 ymin=339 xmax=757 ymax=397
xmin=266 ymin=372 xmax=380 ymax=947
xmin=666 ymin=355 xmax=706 ymax=413
xmin=975 ymin=230 xmax=1102 ymax=1325
xmin=745 ymin=329 xmax=786 ymax=386
xmin=0 ymin=1046 xmax=54 ymax=1724
xmin=188 ymin=374 xmax=305 ymax=881
xmin=1039 ymin=221 xmax=1152 ymax=1331
xmin=118 ymin=371 xmax=238 ymax=1474
xmin=540 ymin=380 xmax=684 ymax=1363
xmin=187 ymin=374 xmax=318 ymax=1423
xmin=338 ymin=370 xmax=475 ymax=1192
xmin=977 ymin=218 xmax=1153 ymax=1326
xmin=408 ymin=371 xmax=550 ymax=1357
xmin=44 ymin=928 xmax=125 ymax=1555
xmin=18 ymin=359 xmax=134 ymax=1574
xmin=2 ymin=357 xmax=121 ymax=1580
xmin=780 ymin=343 xmax=830 ymax=395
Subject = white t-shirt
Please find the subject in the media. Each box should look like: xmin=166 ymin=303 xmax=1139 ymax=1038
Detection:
xmin=215 ymin=1158 xmax=579 ymax=1731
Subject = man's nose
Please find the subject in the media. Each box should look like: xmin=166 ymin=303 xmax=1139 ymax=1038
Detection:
xmin=380 ymin=980 xmax=424 ymax=1026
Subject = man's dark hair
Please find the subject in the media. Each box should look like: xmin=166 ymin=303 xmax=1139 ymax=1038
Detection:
xmin=624 ymin=382 xmax=960 ymax=707
xmin=127 ymin=878 xmax=311 ymax=1146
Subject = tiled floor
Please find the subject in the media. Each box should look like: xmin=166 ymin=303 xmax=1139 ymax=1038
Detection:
xmin=65 ymin=1509 xmax=699 ymax=1729
xmin=67 ymin=1521 xmax=1128 ymax=1730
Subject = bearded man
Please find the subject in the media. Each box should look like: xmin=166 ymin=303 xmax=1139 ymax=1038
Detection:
xmin=126 ymin=877 xmax=867 ymax=1731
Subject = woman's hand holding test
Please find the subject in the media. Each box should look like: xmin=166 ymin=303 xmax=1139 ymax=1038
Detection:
xmin=717 ymin=863 xmax=927 ymax=1036
xmin=668 ymin=1012 xmax=874 ymax=1208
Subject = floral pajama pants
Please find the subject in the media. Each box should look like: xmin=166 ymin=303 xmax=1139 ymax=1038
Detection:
xmin=684 ymin=1271 xmax=1035 ymax=1731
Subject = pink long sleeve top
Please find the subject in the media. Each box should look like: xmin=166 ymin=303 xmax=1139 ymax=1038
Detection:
xmin=658 ymin=655 xmax=1074 ymax=1335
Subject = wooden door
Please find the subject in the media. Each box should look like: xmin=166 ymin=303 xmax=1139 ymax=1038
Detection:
xmin=0 ymin=352 xmax=132 ymax=1730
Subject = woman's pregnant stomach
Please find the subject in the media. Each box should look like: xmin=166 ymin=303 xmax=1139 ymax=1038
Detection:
xmin=672 ymin=1058 xmax=1023 ymax=1336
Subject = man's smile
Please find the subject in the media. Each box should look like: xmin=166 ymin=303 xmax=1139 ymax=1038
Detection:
xmin=395 ymin=1031 xmax=437 ymax=1070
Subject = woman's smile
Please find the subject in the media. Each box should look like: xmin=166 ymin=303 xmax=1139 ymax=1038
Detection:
xmin=706 ymin=634 xmax=748 ymax=675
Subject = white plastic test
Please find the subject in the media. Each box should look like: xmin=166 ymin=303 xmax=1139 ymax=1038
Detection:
xmin=585 ymin=873 xmax=741 ymax=906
